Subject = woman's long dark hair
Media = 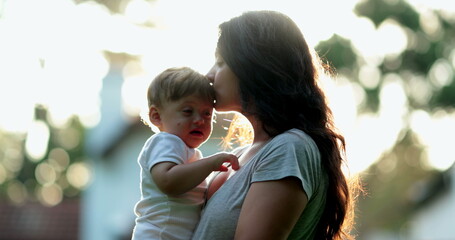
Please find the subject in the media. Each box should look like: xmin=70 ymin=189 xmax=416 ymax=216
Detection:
xmin=218 ymin=11 xmax=357 ymax=239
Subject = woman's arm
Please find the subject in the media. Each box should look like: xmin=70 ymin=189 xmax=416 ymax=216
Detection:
xmin=235 ymin=177 xmax=308 ymax=240
xmin=151 ymin=153 xmax=239 ymax=196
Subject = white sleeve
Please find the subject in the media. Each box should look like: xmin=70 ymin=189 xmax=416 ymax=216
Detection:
xmin=141 ymin=133 xmax=190 ymax=172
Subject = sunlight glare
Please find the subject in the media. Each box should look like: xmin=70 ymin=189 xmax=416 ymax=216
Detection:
xmin=124 ymin=0 xmax=153 ymax=24
xmin=410 ymin=110 xmax=455 ymax=171
xmin=25 ymin=120 xmax=50 ymax=162
xmin=323 ymin=76 xmax=358 ymax=136
xmin=345 ymin=75 xmax=407 ymax=174
xmin=347 ymin=114 xmax=389 ymax=174
xmin=0 ymin=20 xmax=39 ymax=133
xmin=377 ymin=19 xmax=408 ymax=56
xmin=380 ymin=74 xmax=408 ymax=121
xmin=359 ymin=65 xmax=382 ymax=89
xmin=321 ymin=75 xmax=379 ymax=175
xmin=121 ymin=60 xmax=149 ymax=117
xmin=122 ymin=74 xmax=150 ymax=117
xmin=351 ymin=82 xmax=367 ymax=107
xmin=1 ymin=0 xmax=108 ymax=131
xmin=43 ymin=50 xmax=107 ymax=128
xmin=347 ymin=17 xmax=383 ymax=62
xmin=378 ymin=74 xmax=407 ymax=146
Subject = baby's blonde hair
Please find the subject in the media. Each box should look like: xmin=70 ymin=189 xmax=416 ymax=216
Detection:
xmin=147 ymin=67 xmax=214 ymax=108
xmin=142 ymin=67 xmax=215 ymax=131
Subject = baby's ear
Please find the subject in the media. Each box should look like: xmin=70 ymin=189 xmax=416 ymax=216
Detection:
xmin=149 ymin=106 xmax=162 ymax=128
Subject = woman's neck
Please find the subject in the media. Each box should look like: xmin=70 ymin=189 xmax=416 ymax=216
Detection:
xmin=247 ymin=115 xmax=271 ymax=144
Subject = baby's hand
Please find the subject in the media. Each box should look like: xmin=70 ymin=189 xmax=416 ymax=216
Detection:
xmin=212 ymin=152 xmax=239 ymax=172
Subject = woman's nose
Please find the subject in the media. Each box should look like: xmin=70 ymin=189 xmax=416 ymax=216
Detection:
xmin=206 ymin=67 xmax=215 ymax=83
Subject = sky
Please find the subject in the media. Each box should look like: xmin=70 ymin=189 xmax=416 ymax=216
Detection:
xmin=1 ymin=0 xmax=454 ymax=176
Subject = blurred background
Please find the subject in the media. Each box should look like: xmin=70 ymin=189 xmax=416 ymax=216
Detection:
xmin=0 ymin=0 xmax=454 ymax=239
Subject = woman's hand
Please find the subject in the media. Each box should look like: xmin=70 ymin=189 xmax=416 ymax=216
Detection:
xmin=235 ymin=177 xmax=308 ymax=240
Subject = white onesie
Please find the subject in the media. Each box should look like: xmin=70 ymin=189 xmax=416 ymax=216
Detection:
xmin=132 ymin=132 xmax=207 ymax=240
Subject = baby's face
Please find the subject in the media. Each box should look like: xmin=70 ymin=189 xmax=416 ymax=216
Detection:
xmin=158 ymin=94 xmax=214 ymax=148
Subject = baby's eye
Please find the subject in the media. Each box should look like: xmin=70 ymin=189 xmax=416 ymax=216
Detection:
xmin=182 ymin=109 xmax=193 ymax=115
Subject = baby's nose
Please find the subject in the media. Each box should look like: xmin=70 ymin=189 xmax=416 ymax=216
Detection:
xmin=194 ymin=115 xmax=205 ymax=125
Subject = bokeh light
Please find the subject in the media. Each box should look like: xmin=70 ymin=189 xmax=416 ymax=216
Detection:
xmin=0 ymin=1 xmax=453 ymax=239
xmin=7 ymin=180 xmax=28 ymax=206
xmin=0 ymin=0 xmax=453 ymax=217
xmin=35 ymin=162 xmax=57 ymax=186
xmin=55 ymin=127 xmax=82 ymax=151
xmin=66 ymin=162 xmax=92 ymax=190
xmin=3 ymin=148 xmax=24 ymax=174
xmin=48 ymin=148 xmax=71 ymax=172
xmin=429 ymin=59 xmax=454 ymax=88
xmin=36 ymin=183 xmax=63 ymax=207
xmin=358 ymin=64 xmax=382 ymax=89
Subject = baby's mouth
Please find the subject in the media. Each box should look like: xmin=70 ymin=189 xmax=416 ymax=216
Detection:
xmin=190 ymin=130 xmax=204 ymax=137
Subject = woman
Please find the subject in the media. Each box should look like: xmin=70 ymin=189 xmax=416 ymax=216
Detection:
xmin=192 ymin=10 xmax=358 ymax=240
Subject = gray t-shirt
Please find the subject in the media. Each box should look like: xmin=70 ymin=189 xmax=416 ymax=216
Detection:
xmin=191 ymin=128 xmax=327 ymax=240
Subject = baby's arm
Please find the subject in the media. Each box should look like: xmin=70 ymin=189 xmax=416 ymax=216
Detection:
xmin=151 ymin=152 xmax=239 ymax=196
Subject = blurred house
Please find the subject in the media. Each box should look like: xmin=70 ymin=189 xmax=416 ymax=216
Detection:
xmin=80 ymin=53 xmax=226 ymax=240
xmin=80 ymin=57 xmax=144 ymax=240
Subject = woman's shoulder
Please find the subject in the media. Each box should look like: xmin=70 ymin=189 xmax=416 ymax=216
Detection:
xmin=274 ymin=129 xmax=316 ymax=146
xmin=266 ymin=129 xmax=320 ymax=159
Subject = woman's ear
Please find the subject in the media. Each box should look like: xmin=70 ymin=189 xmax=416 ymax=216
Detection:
xmin=149 ymin=105 xmax=162 ymax=128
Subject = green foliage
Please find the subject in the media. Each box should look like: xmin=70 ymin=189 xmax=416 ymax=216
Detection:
xmin=355 ymin=0 xmax=455 ymax=111
xmin=432 ymin=83 xmax=455 ymax=108
xmin=355 ymin=0 xmax=420 ymax=30
xmin=317 ymin=34 xmax=358 ymax=71
xmin=349 ymin=0 xmax=455 ymax=237
xmin=399 ymin=42 xmax=440 ymax=74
